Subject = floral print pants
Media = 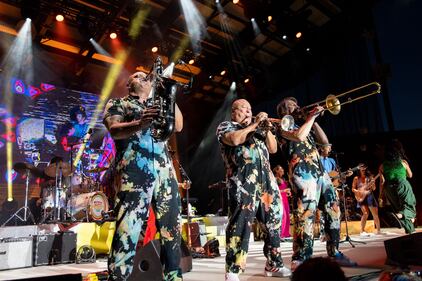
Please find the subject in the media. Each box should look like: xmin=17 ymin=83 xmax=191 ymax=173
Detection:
xmin=225 ymin=174 xmax=285 ymax=273
xmin=108 ymin=169 xmax=183 ymax=281
xmin=291 ymin=171 xmax=341 ymax=262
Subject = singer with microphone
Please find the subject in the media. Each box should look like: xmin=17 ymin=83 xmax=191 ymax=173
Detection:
xmin=216 ymin=99 xmax=291 ymax=281
xmin=103 ymin=68 xmax=184 ymax=281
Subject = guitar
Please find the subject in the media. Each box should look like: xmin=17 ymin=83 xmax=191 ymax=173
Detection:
xmin=353 ymin=173 xmax=380 ymax=203
xmin=328 ymin=164 xmax=363 ymax=188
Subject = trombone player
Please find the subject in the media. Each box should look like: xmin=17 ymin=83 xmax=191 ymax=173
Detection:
xmin=276 ymin=97 xmax=356 ymax=270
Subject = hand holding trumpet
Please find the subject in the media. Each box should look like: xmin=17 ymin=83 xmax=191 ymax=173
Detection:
xmin=253 ymin=112 xmax=275 ymax=136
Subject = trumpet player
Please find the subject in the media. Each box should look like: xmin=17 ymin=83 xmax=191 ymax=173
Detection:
xmin=216 ymin=99 xmax=291 ymax=281
xmin=104 ymin=71 xmax=184 ymax=281
xmin=276 ymin=97 xmax=356 ymax=270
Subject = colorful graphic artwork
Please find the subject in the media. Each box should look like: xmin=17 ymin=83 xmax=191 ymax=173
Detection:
xmin=0 ymin=77 xmax=115 ymax=185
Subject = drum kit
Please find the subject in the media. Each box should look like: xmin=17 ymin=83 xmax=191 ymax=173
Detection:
xmin=7 ymin=148 xmax=111 ymax=225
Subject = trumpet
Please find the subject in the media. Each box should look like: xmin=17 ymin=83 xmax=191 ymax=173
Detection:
xmin=256 ymin=116 xmax=293 ymax=132
xmin=279 ymin=81 xmax=381 ymax=131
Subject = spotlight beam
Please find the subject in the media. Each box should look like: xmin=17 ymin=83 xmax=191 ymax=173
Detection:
xmin=0 ymin=19 xmax=33 ymax=201
xmin=179 ymin=0 xmax=207 ymax=55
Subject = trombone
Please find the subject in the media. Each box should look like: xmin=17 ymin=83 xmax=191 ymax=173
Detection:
xmin=268 ymin=81 xmax=381 ymax=131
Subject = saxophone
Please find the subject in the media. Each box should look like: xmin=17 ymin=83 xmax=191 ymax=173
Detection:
xmin=149 ymin=56 xmax=178 ymax=142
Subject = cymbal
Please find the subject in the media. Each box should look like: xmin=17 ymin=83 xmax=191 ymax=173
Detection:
xmin=44 ymin=161 xmax=74 ymax=178
xmin=13 ymin=162 xmax=44 ymax=177
xmin=86 ymin=167 xmax=109 ymax=173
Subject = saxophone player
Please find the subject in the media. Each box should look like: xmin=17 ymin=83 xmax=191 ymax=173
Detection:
xmin=104 ymin=71 xmax=184 ymax=281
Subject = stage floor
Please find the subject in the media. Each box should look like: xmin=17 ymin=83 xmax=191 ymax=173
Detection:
xmin=0 ymin=228 xmax=420 ymax=281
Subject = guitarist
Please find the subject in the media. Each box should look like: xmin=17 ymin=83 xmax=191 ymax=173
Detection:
xmin=351 ymin=164 xmax=381 ymax=236
xmin=319 ymin=144 xmax=354 ymax=240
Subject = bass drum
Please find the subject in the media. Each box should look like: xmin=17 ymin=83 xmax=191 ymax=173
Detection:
xmin=68 ymin=192 xmax=109 ymax=222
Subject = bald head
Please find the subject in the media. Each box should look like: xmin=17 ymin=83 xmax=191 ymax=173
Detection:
xmin=231 ymin=99 xmax=252 ymax=125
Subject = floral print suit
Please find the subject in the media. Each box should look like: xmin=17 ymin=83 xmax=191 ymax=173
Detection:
xmin=104 ymin=95 xmax=182 ymax=281
xmin=217 ymin=121 xmax=285 ymax=274
xmin=285 ymin=126 xmax=340 ymax=262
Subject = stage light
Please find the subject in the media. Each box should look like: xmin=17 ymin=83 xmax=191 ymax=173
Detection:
xmin=56 ymin=14 xmax=64 ymax=22
xmin=215 ymin=0 xmax=220 ymax=3
xmin=188 ymin=59 xmax=195 ymax=65
xmin=251 ymin=17 xmax=261 ymax=36
xmin=209 ymin=75 xmax=213 ymax=79
xmin=267 ymin=16 xmax=272 ymax=22
xmin=306 ymin=47 xmax=310 ymax=52
xmin=233 ymin=0 xmax=239 ymax=4
xmin=220 ymin=70 xmax=226 ymax=76
xmin=163 ymin=62 xmax=175 ymax=78
xmin=151 ymin=46 xmax=158 ymax=53
xmin=282 ymin=35 xmax=287 ymax=40
xmin=110 ymin=32 xmax=117 ymax=39
xmin=230 ymin=82 xmax=236 ymax=91
xmin=296 ymin=32 xmax=302 ymax=39
xmin=244 ymin=78 xmax=250 ymax=83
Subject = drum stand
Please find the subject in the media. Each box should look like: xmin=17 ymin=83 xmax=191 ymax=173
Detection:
xmin=41 ymin=165 xmax=66 ymax=223
xmin=1 ymin=170 xmax=35 ymax=226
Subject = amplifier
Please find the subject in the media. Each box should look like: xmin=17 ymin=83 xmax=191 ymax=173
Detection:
xmin=33 ymin=232 xmax=77 ymax=266
xmin=0 ymin=237 xmax=33 ymax=270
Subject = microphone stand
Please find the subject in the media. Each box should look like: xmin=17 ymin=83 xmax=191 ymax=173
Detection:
xmin=170 ymin=150 xmax=193 ymax=248
xmin=333 ymin=152 xmax=366 ymax=247
xmin=178 ymin=163 xmax=193 ymax=248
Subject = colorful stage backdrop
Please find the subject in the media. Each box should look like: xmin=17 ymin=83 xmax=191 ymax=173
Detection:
xmin=0 ymin=76 xmax=114 ymax=193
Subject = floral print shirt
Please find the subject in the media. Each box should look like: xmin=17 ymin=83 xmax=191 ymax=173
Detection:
xmin=216 ymin=121 xmax=273 ymax=189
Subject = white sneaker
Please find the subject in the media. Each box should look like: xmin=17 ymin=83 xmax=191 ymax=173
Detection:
xmin=360 ymin=231 xmax=370 ymax=237
xmin=265 ymin=265 xmax=292 ymax=277
xmin=225 ymin=272 xmax=240 ymax=281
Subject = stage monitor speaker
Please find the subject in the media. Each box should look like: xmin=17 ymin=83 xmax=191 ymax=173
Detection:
xmin=128 ymin=239 xmax=193 ymax=280
xmin=33 ymin=232 xmax=77 ymax=266
xmin=384 ymin=232 xmax=422 ymax=266
xmin=0 ymin=237 xmax=33 ymax=270
xmin=128 ymin=239 xmax=163 ymax=281
xmin=203 ymin=238 xmax=220 ymax=258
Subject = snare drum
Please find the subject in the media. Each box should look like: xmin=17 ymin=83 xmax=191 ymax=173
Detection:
xmin=68 ymin=191 xmax=109 ymax=221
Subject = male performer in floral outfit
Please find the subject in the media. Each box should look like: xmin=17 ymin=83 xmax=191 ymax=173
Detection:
xmin=104 ymin=71 xmax=183 ymax=281
xmin=276 ymin=97 xmax=356 ymax=270
xmin=217 ymin=99 xmax=291 ymax=281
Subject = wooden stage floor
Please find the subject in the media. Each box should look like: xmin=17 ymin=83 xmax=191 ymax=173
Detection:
xmin=0 ymin=228 xmax=420 ymax=281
